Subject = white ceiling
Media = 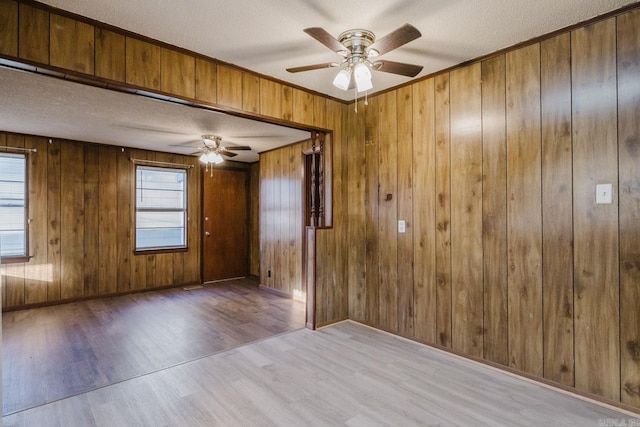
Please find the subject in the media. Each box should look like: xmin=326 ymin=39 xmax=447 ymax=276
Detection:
xmin=1 ymin=0 xmax=636 ymax=161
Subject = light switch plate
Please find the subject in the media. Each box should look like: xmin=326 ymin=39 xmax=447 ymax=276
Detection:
xmin=398 ymin=220 xmax=406 ymax=233
xmin=596 ymin=183 xmax=612 ymax=204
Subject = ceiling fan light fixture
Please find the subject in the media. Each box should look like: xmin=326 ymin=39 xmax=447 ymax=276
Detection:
xmin=199 ymin=151 xmax=210 ymax=163
xmin=333 ymin=68 xmax=352 ymax=91
xmin=353 ymin=62 xmax=373 ymax=92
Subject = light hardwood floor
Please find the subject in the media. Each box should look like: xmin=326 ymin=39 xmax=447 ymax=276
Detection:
xmin=3 ymin=320 xmax=638 ymax=426
xmin=2 ymin=278 xmax=305 ymax=415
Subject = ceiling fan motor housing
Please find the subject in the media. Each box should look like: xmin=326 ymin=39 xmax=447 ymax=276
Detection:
xmin=338 ymin=29 xmax=376 ymax=60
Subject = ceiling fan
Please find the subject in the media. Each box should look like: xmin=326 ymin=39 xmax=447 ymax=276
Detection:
xmin=287 ymin=24 xmax=424 ymax=93
xmin=191 ymin=135 xmax=251 ymax=165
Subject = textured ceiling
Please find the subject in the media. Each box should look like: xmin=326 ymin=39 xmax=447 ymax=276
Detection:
xmin=2 ymin=0 xmax=636 ymax=160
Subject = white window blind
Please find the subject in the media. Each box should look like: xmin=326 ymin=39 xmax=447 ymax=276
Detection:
xmin=135 ymin=165 xmax=187 ymax=251
xmin=0 ymin=153 xmax=27 ymax=258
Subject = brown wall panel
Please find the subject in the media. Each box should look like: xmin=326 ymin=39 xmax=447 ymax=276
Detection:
xmin=364 ymin=94 xmax=380 ymax=325
xmin=83 ymin=143 xmax=99 ymax=296
xmin=281 ymin=86 xmax=293 ymax=121
xmin=161 ymin=48 xmax=195 ymax=99
xmin=377 ymin=91 xmax=398 ymax=333
xmin=98 ymin=145 xmax=118 ymax=294
xmin=412 ymin=78 xmax=436 ymax=343
xmin=396 ymin=86 xmax=414 ymax=337
xmin=242 ymin=73 xmax=260 ymax=114
xmin=125 ymin=37 xmax=161 ymax=90
xmin=506 ymin=44 xmax=543 ymax=376
xmin=18 ymin=3 xmax=49 ymax=64
xmin=24 ymin=136 xmax=48 ymax=305
xmin=60 ymin=141 xmax=85 ymax=299
xmin=50 ymin=14 xmax=94 ymax=74
xmin=47 ymin=138 xmax=61 ymax=301
xmin=572 ymin=18 xmax=620 ymax=401
xmin=449 ymin=63 xmax=483 ymax=357
xmin=481 ymin=55 xmax=508 ymax=365
xmin=293 ymin=88 xmax=314 ymax=126
xmin=249 ymin=162 xmax=260 ymax=277
xmin=0 ymin=0 xmax=18 ymax=57
xmin=195 ymin=58 xmax=217 ymax=105
xmin=540 ymin=33 xmax=575 ymax=386
xmin=95 ymin=28 xmax=125 ymax=82
xmin=217 ymin=65 xmax=243 ymax=109
xmin=618 ymin=9 xmax=640 ymax=407
xmin=259 ymin=79 xmax=282 ymax=118
xmin=434 ymin=73 xmax=452 ymax=348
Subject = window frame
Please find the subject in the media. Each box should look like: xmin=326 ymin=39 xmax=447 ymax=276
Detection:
xmin=0 ymin=151 xmax=29 ymax=264
xmin=134 ymin=164 xmax=188 ymax=254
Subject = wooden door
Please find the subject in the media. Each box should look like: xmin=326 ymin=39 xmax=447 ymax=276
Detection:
xmin=202 ymin=168 xmax=248 ymax=282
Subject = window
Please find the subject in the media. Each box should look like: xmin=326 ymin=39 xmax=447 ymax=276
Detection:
xmin=135 ymin=165 xmax=187 ymax=251
xmin=0 ymin=153 xmax=27 ymax=260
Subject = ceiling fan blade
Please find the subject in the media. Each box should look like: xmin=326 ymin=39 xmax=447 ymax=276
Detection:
xmin=372 ymin=60 xmax=423 ymax=77
xmin=225 ymin=145 xmax=252 ymax=151
xmin=303 ymin=27 xmax=349 ymax=54
xmin=367 ymin=23 xmax=421 ymax=57
xmin=286 ymin=62 xmax=338 ymax=73
xmin=220 ymin=150 xmax=238 ymax=158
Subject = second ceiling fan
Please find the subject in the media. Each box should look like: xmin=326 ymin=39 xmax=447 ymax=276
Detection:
xmin=287 ymin=24 xmax=424 ymax=92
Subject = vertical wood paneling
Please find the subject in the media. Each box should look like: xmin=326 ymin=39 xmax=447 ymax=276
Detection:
xmin=24 ymin=136 xmax=48 ymax=305
xmin=98 ymin=145 xmax=118 ymax=294
xmin=364 ymin=95 xmax=380 ymax=325
xmin=293 ymin=89 xmax=314 ymax=126
xmin=259 ymin=79 xmax=282 ymax=118
xmin=195 ymin=58 xmax=217 ymax=105
xmin=281 ymin=86 xmax=293 ymax=121
xmin=572 ymin=18 xmax=620 ymax=401
xmin=506 ymin=44 xmax=543 ymax=376
xmin=161 ymin=48 xmax=195 ymax=99
xmin=242 ymin=73 xmax=260 ymax=114
xmin=412 ymin=78 xmax=436 ymax=343
xmin=125 ymin=37 xmax=161 ymax=90
xmin=50 ymin=14 xmax=94 ymax=74
xmin=95 ymin=28 xmax=125 ymax=82
xmin=541 ymin=33 xmax=574 ymax=386
xmin=434 ymin=73 xmax=452 ymax=348
xmin=0 ymin=0 xmax=18 ymax=57
xmin=18 ymin=3 xmax=49 ymax=64
xmin=47 ymin=138 xmax=61 ymax=301
xmin=618 ymin=9 xmax=640 ymax=407
xmin=313 ymin=96 xmax=327 ymax=129
xmin=217 ymin=65 xmax=243 ymax=109
xmin=249 ymin=162 xmax=260 ymax=277
xmin=116 ymin=148 xmax=131 ymax=292
xmin=347 ymin=101 xmax=367 ymax=320
xmin=481 ymin=55 xmax=508 ymax=365
xmin=450 ymin=63 xmax=483 ymax=357
xmin=378 ymin=91 xmax=398 ymax=333
xmin=60 ymin=141 xmax=85 ymax=299
xmin=396 ymin=86 xmax=414 ymax=336
xmin=83 ymin=143 xmax=99 ymax=296
xmin=184 ymin=156 xmax=200 ymax=284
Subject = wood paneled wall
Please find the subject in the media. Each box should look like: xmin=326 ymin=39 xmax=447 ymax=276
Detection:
xmin=0 ymin=132 xmax=201 ymax=309
xmin=249 ymin=163 xmax=260 ymax=277
xmin=347 ymin=9 xmax=640 ymax=409
xmin=0 ymin=0 xmax=350 ymax=324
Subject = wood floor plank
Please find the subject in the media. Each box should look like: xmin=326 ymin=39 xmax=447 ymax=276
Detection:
xmin=3 ymin=321 xmax=635 ymax=426
xmin=2 ymin=278 xmax=304 ymax=415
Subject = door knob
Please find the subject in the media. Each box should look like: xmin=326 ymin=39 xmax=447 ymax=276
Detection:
xmin=205 ymin=231 xmax=211 ymax=237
